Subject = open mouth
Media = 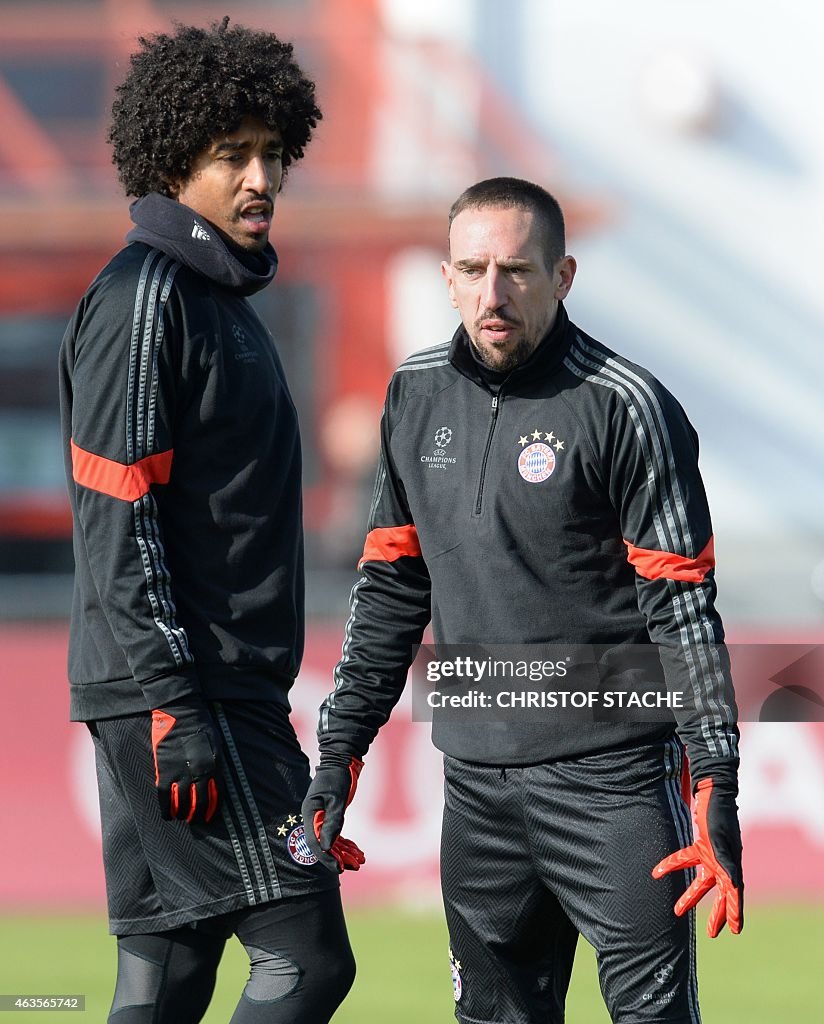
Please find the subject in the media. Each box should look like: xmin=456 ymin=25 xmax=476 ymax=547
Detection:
xmin=239 ymin=204 xmax=273 ymax=234
xmin=480 ymin=320 xmax=516 ymax=341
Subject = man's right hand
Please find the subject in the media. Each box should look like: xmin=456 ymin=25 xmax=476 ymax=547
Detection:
xmin=301 ymin=755 xmax=364 ymax=872
xmin=652 ymin=776 xmax=743 ymax=937
xmin=151 ymin=697 xmax=221 ymax=824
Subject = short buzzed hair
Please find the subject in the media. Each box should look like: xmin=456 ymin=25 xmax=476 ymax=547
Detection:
xmin=448 ymin=177 xmax=566 ymax=270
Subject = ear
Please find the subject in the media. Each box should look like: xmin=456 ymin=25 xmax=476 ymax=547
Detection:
xmin=441 ymin=261 xmax=458 ymax=308
xmin=554 ymin=255 xmax=577 ymax=300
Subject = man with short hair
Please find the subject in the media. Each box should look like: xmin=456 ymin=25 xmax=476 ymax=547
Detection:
xmin=59 ymin=19 xmax=361 ymax=1024
xmin=304 ymin=177 xmax=743 ymax=1023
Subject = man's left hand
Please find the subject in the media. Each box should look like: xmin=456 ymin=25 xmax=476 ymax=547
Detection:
xmin=301 ymin=755 xmax=364 ymax=873
xmin=652 ymin=777 xmax=743 ymax=937
xmin=326 ymin=834 xmax=366 ymax=872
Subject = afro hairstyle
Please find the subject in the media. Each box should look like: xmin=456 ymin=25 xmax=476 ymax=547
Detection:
xmin=109 ymin=16 xmax=322 ymax=198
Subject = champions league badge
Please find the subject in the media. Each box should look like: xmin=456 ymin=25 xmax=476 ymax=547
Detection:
xmin=516 ymin=428 xmax=564 ymax=483
xmin=449 ymin=948 xmax=463 ymax=1002
xmin=654 ymin=964 xmax=674 ymax=986
xmin=276 ymin=814 xmax=318 ymax=866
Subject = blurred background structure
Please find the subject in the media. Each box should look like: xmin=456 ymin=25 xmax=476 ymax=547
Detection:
xmin=1 ymin=0 xmax=822 ymax=626
xmin=0 ymin=0 xmax=607 ymax=618
xmin=1 ymin=0 xmax=822 ymax=936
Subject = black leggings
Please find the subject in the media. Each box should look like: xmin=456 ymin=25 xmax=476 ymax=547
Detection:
xmin=108 ymin=890 xmax=355 ymax=1023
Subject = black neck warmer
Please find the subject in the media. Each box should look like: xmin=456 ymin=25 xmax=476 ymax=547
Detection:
xmin=126 ymin=193 xmax=278 ymax=297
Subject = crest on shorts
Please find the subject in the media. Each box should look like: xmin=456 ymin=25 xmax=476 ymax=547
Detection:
xmin=654 ymin=963 xmax=674 ymax=986
xmin=516 ymin=428 xmax=564 ymax=483
xmin=449 ymin=947 xmax=463 ymax=1002
xmin=276 ymin=813 xmax=318 ymax=866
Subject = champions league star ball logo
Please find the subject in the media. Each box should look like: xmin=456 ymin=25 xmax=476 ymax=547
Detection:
xmin=276 ymin=814 xmax=318 ymax=866
xmin=433 ymin=426 xmax=453 ymax=456
xmin=516 ymin=427 xmax=564 ymax=483
xmin=654 ymin=964 xmax=674 ymax=986
xmin=424 ymin=426 xmax=458 ymax=468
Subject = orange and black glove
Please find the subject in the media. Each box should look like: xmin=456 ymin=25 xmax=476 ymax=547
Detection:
xmin=652 ymin=776 xmax=743 ymax=937
xmin=324 ymin=834 xmax=366 ymax=872
xmin=301 ymin=754 xmax=365 ymax=873
xmin=151 ymin=697 xmax=220 ymax=825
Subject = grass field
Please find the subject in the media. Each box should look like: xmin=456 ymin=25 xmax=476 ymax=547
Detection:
xmin=0 ymin=905 xmax=820 ymax=1021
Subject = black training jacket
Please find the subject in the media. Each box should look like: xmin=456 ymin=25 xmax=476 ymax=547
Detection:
xmin=59 ymin=193 xmax=304 ymax=720
xmin=318 ymin=304 xmax=739 ymax=784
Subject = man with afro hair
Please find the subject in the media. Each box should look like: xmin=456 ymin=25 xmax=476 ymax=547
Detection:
xmin=59 ymin=18 xmax=362 ymax=1023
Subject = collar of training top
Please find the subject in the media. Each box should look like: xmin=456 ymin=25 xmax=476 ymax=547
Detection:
xmin=448 ymin=301 xmax=574 ymax=391
xmin=126 ymin=192 xmax=278 ymax=297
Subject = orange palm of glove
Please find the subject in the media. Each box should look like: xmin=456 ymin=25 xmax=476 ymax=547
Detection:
xmin=652 ymin=777 xmax=743 ymax=938
xmin=324 ymin=833 xmax=366 ymax=872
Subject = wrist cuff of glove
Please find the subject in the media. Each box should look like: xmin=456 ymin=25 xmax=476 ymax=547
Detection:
xmin=317 ymin=748 xmax=365 ymax=770
xmin=155 ymin=694 xmax=211 ymax=715
xmin=691 ymin=761 xmax=738 ymax=796
xmin=140 ymin=666 xmax=201 ymax=709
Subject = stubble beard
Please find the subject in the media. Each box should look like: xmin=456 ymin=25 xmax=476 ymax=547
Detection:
xmin=469 ymin=331 xmax=539 ymax=373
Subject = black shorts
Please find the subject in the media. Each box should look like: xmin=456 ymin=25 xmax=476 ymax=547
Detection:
xmin=441 ymin=737 xmax=699 ymax=1024
xmin=90 ymin=699 xmax=339 ymax=936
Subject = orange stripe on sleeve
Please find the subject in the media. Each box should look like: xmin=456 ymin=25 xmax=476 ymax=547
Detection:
xmin=358 ymin=525 xmax=422 ymax=569
xmin=71 ymin=440 xmax=173 ymax=502
xmin=623 ymin=535 xmax=715 ymax=583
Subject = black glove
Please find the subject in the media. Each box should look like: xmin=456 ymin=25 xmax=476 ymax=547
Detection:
xmin=652 ymin=776 xmax=743 ymax=936
xmin=301 ymin=754 xmax=364 ymax=872
xmin=151 ymin=697 xmax=220 ymax=824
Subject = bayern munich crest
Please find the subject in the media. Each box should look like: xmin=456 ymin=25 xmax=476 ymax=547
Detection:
xmin=449 ymin=948 xmax=463 ymax=1002
xmin=276 ymin=814 xmax=318 ymax=866
xmin=516 ymin=428 xmax=564 ymax=483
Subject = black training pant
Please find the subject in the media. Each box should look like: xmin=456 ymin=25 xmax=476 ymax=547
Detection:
xmin=441 ymin=737 xmax=699 ymax=1024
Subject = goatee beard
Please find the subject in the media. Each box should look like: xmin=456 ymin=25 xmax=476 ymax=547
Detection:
xmin=470 ymin=335 xmax=535 ymax=373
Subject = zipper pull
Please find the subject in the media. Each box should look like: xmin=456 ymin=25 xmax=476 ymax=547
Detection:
xmin=492 ymin=396 xmax=498 ymax=410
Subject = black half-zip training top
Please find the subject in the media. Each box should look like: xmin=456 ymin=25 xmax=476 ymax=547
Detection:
xmin=59 ymin=193 xmax=304 ymax=720
xmin=318 ymin=304 xmax=739 ymax=784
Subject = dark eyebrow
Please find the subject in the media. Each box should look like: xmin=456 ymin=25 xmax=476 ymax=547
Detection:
xmin=498 ymin=259 xmax=533 ymax=270
xmin=453 ymin=258 xmax=533 ymax=270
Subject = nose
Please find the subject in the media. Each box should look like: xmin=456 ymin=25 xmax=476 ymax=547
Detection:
xmin=481 ymin=265 xmax=507 ymax=311
xmin=244 ymin=155 xmax=274 ymax=195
